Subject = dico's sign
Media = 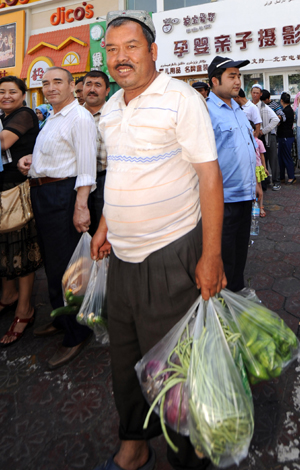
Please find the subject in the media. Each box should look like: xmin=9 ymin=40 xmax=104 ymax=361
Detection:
xmin=50 ymin=2 xmax=94 ymax=26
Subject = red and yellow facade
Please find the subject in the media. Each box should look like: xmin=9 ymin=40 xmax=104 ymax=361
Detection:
xmin=21 ymin=24 xmax=90 ymax=107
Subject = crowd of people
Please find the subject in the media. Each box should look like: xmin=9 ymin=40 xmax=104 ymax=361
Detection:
xmin=0 ymin=9 xmax=300 ymax=470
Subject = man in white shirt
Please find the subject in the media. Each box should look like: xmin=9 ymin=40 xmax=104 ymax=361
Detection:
xmin=91 ymin=10 xmax=226 ymax=470
xmin=235 ymin=88 xmax=261 ymax=137
xmin=18 ymin=67 xmax=96 ymax=369
xmin=82 ymin=70 xmax=110 ymax=235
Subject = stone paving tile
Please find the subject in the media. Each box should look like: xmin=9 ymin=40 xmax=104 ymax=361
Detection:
xmin=273 ymin=277 xmax=300 ymax=297
xmin=263 ymin=261 xmax=295 ymax=279
xmin=276 ymin=241 xmax=300 ymax=253
xmin=1 ymin=183 xmax=300 ymax=470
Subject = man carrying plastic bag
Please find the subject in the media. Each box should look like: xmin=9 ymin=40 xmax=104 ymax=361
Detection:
xmin=91 ymin=10 xmax=226 ymax=470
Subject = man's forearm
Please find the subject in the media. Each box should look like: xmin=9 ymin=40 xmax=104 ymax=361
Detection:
xmin=75 ymin=186 xmax=91 ymax=208
xmin=196 ymin=162 xmax=224 ymax=258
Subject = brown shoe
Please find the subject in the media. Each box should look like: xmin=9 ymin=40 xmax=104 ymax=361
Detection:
xmin=33 ymin=321 xmax=63 ymax=337
xmin=48 ymin=336 xmax=91 ymax=370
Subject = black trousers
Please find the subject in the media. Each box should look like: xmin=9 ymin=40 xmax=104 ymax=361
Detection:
xmin=89 ymin=171 xmax=106 ymax=237
xmin=221 ymin=200 xmax=252 ymax=292
xmin=30 ymin=178 xmax=91 ymax=347
xmin=107 ymin=221 xmax=210 ymax=470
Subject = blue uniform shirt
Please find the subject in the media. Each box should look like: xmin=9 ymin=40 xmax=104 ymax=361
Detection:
xmin=207 ymin=91 xmax=257 ymax=203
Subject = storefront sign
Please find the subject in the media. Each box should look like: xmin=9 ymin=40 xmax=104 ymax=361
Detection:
xmin=153 ymin=0 xmax=300 ymax=76
xmin=0 ymin=0 xmax=40 ymax=9
xmin=89 ymin=21 xmax=111 ymax=79
xmin=29 ymin=59 xmax=53 ymax=88
xmin=50 ymin=2 xmax=94 ymax=26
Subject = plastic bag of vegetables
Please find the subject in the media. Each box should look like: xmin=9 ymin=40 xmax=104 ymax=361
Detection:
xmin=214 ymin=289 xmax=300 ymax=385
xmin=135 ymin=296 xmax=201 ymax=439
xmin=188 ymin=297 xmax=254 ymax=468
xmin=76 ymin=257 xmax=109 ymax=345
xmin=62 ymin=232 xmax=93 ymax=302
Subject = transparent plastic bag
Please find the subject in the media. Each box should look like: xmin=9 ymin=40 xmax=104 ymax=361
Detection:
xmin=62 ymin=232 xmax=93 ymax=303
xmin=76 ymin=257 xmax=109 ymax=345
xmin=135 ymin=296 xmax=201 ymax=438
xmin=188 ymin=298 xmax=254 ymax=468
xmin=237 ymin=287 xmax=262 ymax=304
xmin=215 ymin=289 xmax=300 ymax=385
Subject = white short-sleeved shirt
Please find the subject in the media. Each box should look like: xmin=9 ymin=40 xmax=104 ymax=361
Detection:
xmin=241 ymin=100 xmax=262 ymax=125
xmin=100 ymin=72 xmax=218 ymax=263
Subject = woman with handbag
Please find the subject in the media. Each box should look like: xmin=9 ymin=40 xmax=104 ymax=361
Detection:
xmin=0 ymin=76 xmax=43 ymax=346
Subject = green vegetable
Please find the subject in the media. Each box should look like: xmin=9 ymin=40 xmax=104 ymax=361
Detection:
xmin=65 ymin=289 xmax=84 ymax=306
xmin=189 ymin=325 xmax=254 ymax=467
xmin=50 ymin=305 xmax=80 ymax=318
xmin=217 ymin=295 xmax=299 ymax=383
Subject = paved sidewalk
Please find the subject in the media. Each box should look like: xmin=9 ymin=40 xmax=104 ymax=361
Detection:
xmin=0 ymin=181 xmax=300 ymax=470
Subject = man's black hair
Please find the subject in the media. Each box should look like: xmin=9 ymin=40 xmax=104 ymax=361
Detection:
xmin=238 ymin=88 xmax=246 ymax=98
xmin=261 ymin=89 xmax=271 ymax=101
xmin=209 ymin=68 xmax=226 ymax=88
xmin=83 ymin=71 xmax=110 ymax=89
xmin=107 ymin=17 xmax=154 ymax=51
xmin=281 ymin=92 xmax=291 ymax=104
xmin=0 ymin=75 xmax=27 ymax=94
xmin=75 ymin=77 xmax=84 ymax=86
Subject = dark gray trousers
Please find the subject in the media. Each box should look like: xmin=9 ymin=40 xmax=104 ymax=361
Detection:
xmin=107 ymin=221 xmax=210 ymax=470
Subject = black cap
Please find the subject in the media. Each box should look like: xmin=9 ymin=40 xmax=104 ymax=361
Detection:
xmin=192 ymin=81 xmax=209 ymax=90
xmin=208 ymin=56 xmax=250 ymax=80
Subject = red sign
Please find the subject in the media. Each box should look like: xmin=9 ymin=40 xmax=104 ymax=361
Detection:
xmin=0 ymin=70 xmax=8 ymax=77
xmin=0 ymin=0 xmax=29 ymax=8
xmin=50 ymin=2 xmax=94 ymax=26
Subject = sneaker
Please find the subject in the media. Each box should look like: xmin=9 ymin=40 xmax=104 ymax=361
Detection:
xmin=272 ymin=184 xmax=281 ymax=191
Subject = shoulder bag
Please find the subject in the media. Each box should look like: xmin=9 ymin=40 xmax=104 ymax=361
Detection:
xmin=0 ymin=179 xmax=34 ymax=233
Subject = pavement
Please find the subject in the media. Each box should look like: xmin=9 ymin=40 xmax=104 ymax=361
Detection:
xmin=1 ymin=178 xmax=300 ymax=470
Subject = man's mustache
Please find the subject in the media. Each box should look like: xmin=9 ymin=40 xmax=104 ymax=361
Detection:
xmin=115 ymin=64 xmax=134 ymax=70
xmin=88 ymin=92 xmax=99 ymax=96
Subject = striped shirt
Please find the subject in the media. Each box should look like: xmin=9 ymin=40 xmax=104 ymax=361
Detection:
xmin=30 ymin=99 xmax=96 ymax=191
xmin=83 ymin=104 xmax=107 ymax=173
xmin=268 ymin=100 xmax=286 ymax=126
xmin=100 ymin=72 xmax=218 ymax=263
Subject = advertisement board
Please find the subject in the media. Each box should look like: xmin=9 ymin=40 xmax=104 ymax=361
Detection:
xmin=153 ymin=0 xmax=300 ymax=77
xmin=0 ymin=23 xmax=16 ymax=68
xmin=89 ymin=21 xmax=110 ymax=78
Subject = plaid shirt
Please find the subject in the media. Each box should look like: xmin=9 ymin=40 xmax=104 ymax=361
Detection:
xmin=84 ymin=104 xmax=107 ymax=173
xmin=269 ymin=100 xmax=286 ymax=123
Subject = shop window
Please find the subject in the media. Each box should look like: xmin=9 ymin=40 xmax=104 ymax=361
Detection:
xmin=288 ymin=74 xmax=300 ymax=95
xmin=269 ymin=75 xmax=284 ymax=96
xmin=62 ymin=52 xmax=80 ymax=67
xmin=127 ymin=0 xmax=157 ymax=13
xmin=243 ymin=73 xmax=264 ymax=100
xmin=164 ymin=0 xmax=214 ymax=10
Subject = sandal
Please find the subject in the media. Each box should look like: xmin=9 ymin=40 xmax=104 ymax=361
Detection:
xmin=0 ymin=299 xmax=18 ymax=315
xmin=0 ymin=310 xmax=36 ymax=348
xmin=260 ymin=209 xmax=266 ymax=218
xmin=94 ymin=446 xmax=156 ymax=470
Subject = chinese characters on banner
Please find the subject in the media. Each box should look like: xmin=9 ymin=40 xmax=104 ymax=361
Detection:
xmin=159 ymin=24 xmax=300 ymax=75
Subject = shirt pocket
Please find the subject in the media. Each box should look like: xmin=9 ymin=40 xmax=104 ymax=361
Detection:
xmin=219 ymin=123 xmax=237 ymax=149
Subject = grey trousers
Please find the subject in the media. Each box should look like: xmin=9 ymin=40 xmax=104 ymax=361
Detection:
xmin=107 ymin=221 xmax=210 ymax=470
xmin=265 ymin=134 xmax=280 ymax=184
